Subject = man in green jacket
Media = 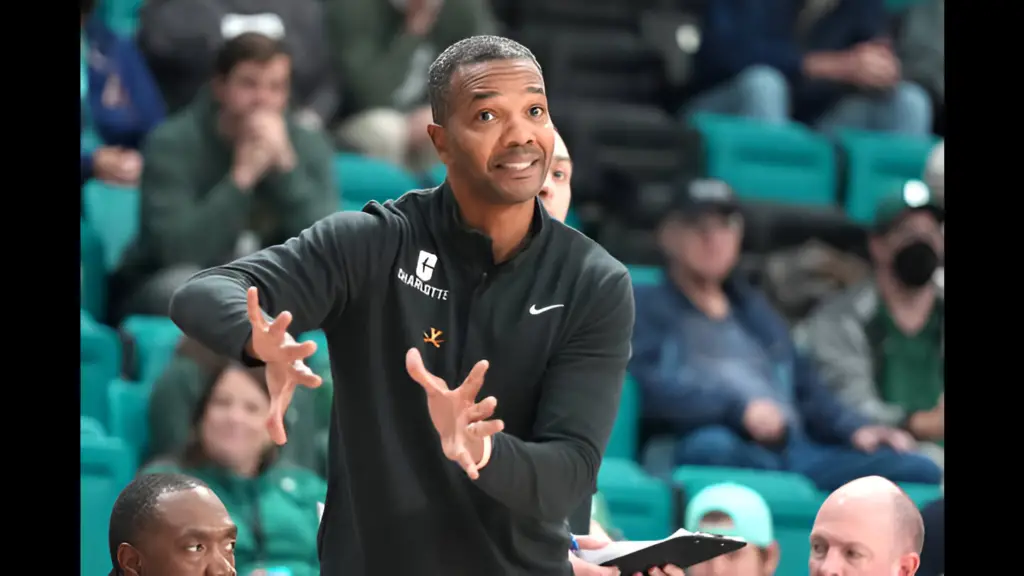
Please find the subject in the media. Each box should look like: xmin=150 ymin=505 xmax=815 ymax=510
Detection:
xmin=110 ymin=32 xmax=336 ymax=325
xmin=798 ymin=180 xmax=944 ymax=468
xmin=326 ymin=0 xmax=497 ymax=170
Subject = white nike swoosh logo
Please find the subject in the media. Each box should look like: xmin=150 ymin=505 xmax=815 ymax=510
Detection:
xmin=529 ymin=304 xmax=564 ymax=315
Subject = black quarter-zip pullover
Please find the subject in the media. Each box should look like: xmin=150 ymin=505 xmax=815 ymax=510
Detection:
xmin=170 ymin=184 xmax=635 ymax=576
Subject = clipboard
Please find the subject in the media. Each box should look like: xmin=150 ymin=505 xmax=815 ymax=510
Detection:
xmin=577 ymin=529 xmax=746 ymax=573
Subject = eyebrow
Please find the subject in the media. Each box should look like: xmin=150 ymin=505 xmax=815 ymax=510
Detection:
xmin=554 ymin=155 xmax=572 ymax=166
xmin=470 ymin=86 xmax=546 ymax=101
xmin=180 ymin=525 xmax=238 ymax=540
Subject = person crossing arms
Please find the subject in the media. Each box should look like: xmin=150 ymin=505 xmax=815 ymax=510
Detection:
xmin=170 ymin=35 xmax=635 ymax=576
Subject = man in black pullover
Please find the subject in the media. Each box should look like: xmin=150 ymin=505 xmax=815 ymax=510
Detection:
xmin=170 ymin=35 xmax=634 ymax=576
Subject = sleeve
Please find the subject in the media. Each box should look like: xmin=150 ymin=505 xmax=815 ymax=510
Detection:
xmin=115 ymin=36 xmax=167 ymax=140
xmin=325 ymin=0 xmax=423 ymax=111
xmin=263 ymin=129 xmax=339 ymax=239
xmin=138 ymin=128 xmax=252 ymax=266
xmin=169 ymin=210 xmax=388 ymax=365
xmin=472 ymin=269 xmax=634 ymax=522
xmin=897 ymin=0 xmax=945 ymax=101
xmin=793 ymin=351 xmax=868 ymax=445
xmin=698 ymin=0 xmax=804 ymax=81
xmin=630 ymin=286 xmax=749 ymax=435
xmin=851 ymin=0 xmax=888 ymax=43
xmin=797 ymin=312 xmax=906 ymax=426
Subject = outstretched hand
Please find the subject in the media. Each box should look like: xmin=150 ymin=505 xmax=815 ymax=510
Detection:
xmin=406 ymin=348 xmax=504 ymax=479
xmin=247 ymin=287 xmax=322 ymax=445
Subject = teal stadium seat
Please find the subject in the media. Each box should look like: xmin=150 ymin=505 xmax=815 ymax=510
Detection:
xmin=342 ymin=199 xmax=365 ymax=212
xmin=82 ymin=311 xmax=121 ymax=425
xmin=81 ymin=219 xmax=107 ymax=321
xmin=885 ymin=0 xmax=928 ymax=13
xmin=627 ymin=265 xmax=663 ymax=288
xmin=598 ymin=458 xmax=674 ymax=541
xmin=334 ymin=153 xmax=420 ymax=206
xmin=899 ymin=482 xmax=942 ymax=509
xmin=300 ymin=330 xmax=329 ymax=366
xmin=837 ymin=130 xmax=938 ymax=223
xmin=425 ymin=163 xmax=447 ymax=187
xmin=598 ymin=372 xmax=675 ymax=540
xmin=674 ymin=467 xmax=823 ymax=576
xmin=81 ymin=431 xmax=133 ymax=576
xmin=81 ymin=415 xmax=106 ymax=438
xmin=108 ymin=379 xmax=152 ymax=469
xmin=83 ymin=180 xmax=140 ymax=270
xmin=692 ymin=113 xmax=837 ymax=207
xmin=606 ymin=374 xmax=640 ymax=460
xmin=564 ymin=208 xmax=581 ymax=230
xmin=120 ymin=316 xmax=183 ymax=383
xmin=97 ymin=0 xmax=142 ymax=35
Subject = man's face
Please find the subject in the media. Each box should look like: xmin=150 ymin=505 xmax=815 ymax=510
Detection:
xmin=688 ymin=515 xmax=776 ymax=576
xmin=660 ymin=210 xmax=742 ymax=282
xmin=428 ymin=59 xmax=555 ymax=205
xmin=214 ymin=55 xmax=291 ymax=124
xmin=539 ymin=132 xmax=572 ymax=221
xmin=809 ymin=498 xmax=912 ymax=576
xmin=124 ymin=487 xmax=237 ymax=576
xmin=869 ymin=210 xmax=944 ymax=268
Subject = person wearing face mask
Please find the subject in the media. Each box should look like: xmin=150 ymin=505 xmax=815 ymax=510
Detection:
xmin=798 ymin=180 xmax=945 ymax=469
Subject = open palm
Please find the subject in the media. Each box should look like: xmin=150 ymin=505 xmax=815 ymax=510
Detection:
xmin=406 ymin=348 xmax=505 ymax=479
xmin=246 ymin=287 xmax=322 ymax=445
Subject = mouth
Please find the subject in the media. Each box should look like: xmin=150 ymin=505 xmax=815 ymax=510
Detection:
xmin=494 ymin=159 xmax=541 ymax=173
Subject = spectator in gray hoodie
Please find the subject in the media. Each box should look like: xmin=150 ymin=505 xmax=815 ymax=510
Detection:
xmin=138 ymin=0 xmax=339 ymax=130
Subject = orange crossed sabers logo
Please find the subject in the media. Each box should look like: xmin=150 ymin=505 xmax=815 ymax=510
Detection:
xmin=423 ymin=328 xmax=444 ymax=348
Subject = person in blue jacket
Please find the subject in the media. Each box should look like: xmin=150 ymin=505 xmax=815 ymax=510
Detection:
xmin=685 ymin=0 xmax=932 ymax=136
xmin=629 ymin=177 xmax=942 ymax=492
xmin=82 ymin=0 xmax=166 ymax=189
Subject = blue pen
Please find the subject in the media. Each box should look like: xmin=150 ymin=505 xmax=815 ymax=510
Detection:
xmin=569 ymin=533 xmax=580 ymax=555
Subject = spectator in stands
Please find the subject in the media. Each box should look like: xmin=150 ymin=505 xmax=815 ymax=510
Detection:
xmin=687 ymin=0 xmax=932 ymax=136
xmin=685 ymin=483 xmax=779 ymax=576
xmin=897 ymin=0 xmax=944 ymax=135
xmin=539 ymin=130 xmax=573 ymax=222
xmin=109 ymin=33 xmax=336 ymax=325
xmin=138 ymin=0 xmax=338 ymax=130
xmin=798 ymin=180 xmax=944 ymax=469
xmin=81 ymin=0 xmax=165 ymax=189
xmin=325 ymin=0 xmax=497 ymax=169
xmin=144 ymin=358 xmax=326 ymax=576
xmin=148 ymin=337 xmax=330 ymax=475
xmin=810 ymin=476 xmax=923 ymax=576
xmin=109 ymin=472 xmax=236 ymax=576
xmin=917 ymin=497 xmax=944 ymax=576
xmin=631 ymin=177 xmax=941 ymax=492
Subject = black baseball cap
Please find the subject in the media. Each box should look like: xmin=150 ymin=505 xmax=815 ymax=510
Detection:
xmin=873 ymin=179 xmax=944 ymax=234
xmin=666 ymin=177 xmax=740 ymax=219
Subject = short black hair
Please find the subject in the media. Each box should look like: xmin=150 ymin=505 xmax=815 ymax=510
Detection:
xmin=108 ymin=473 xmax=209 ymax=574
xmin=427 ymin=35 xmax=541 ymax=124
xmin=214 ymin=32 xmax=289 ymax=78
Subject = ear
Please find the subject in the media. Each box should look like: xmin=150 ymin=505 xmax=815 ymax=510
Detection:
xmin=426 ymin=123 xmax=451 ymax=165
xmin=899 ymin=552 xmax=920 ymax=575
xmin=117 ymin=543 xmax=143 ymax=576
xmin=762 ymin=542 xmax=781 ymax=576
